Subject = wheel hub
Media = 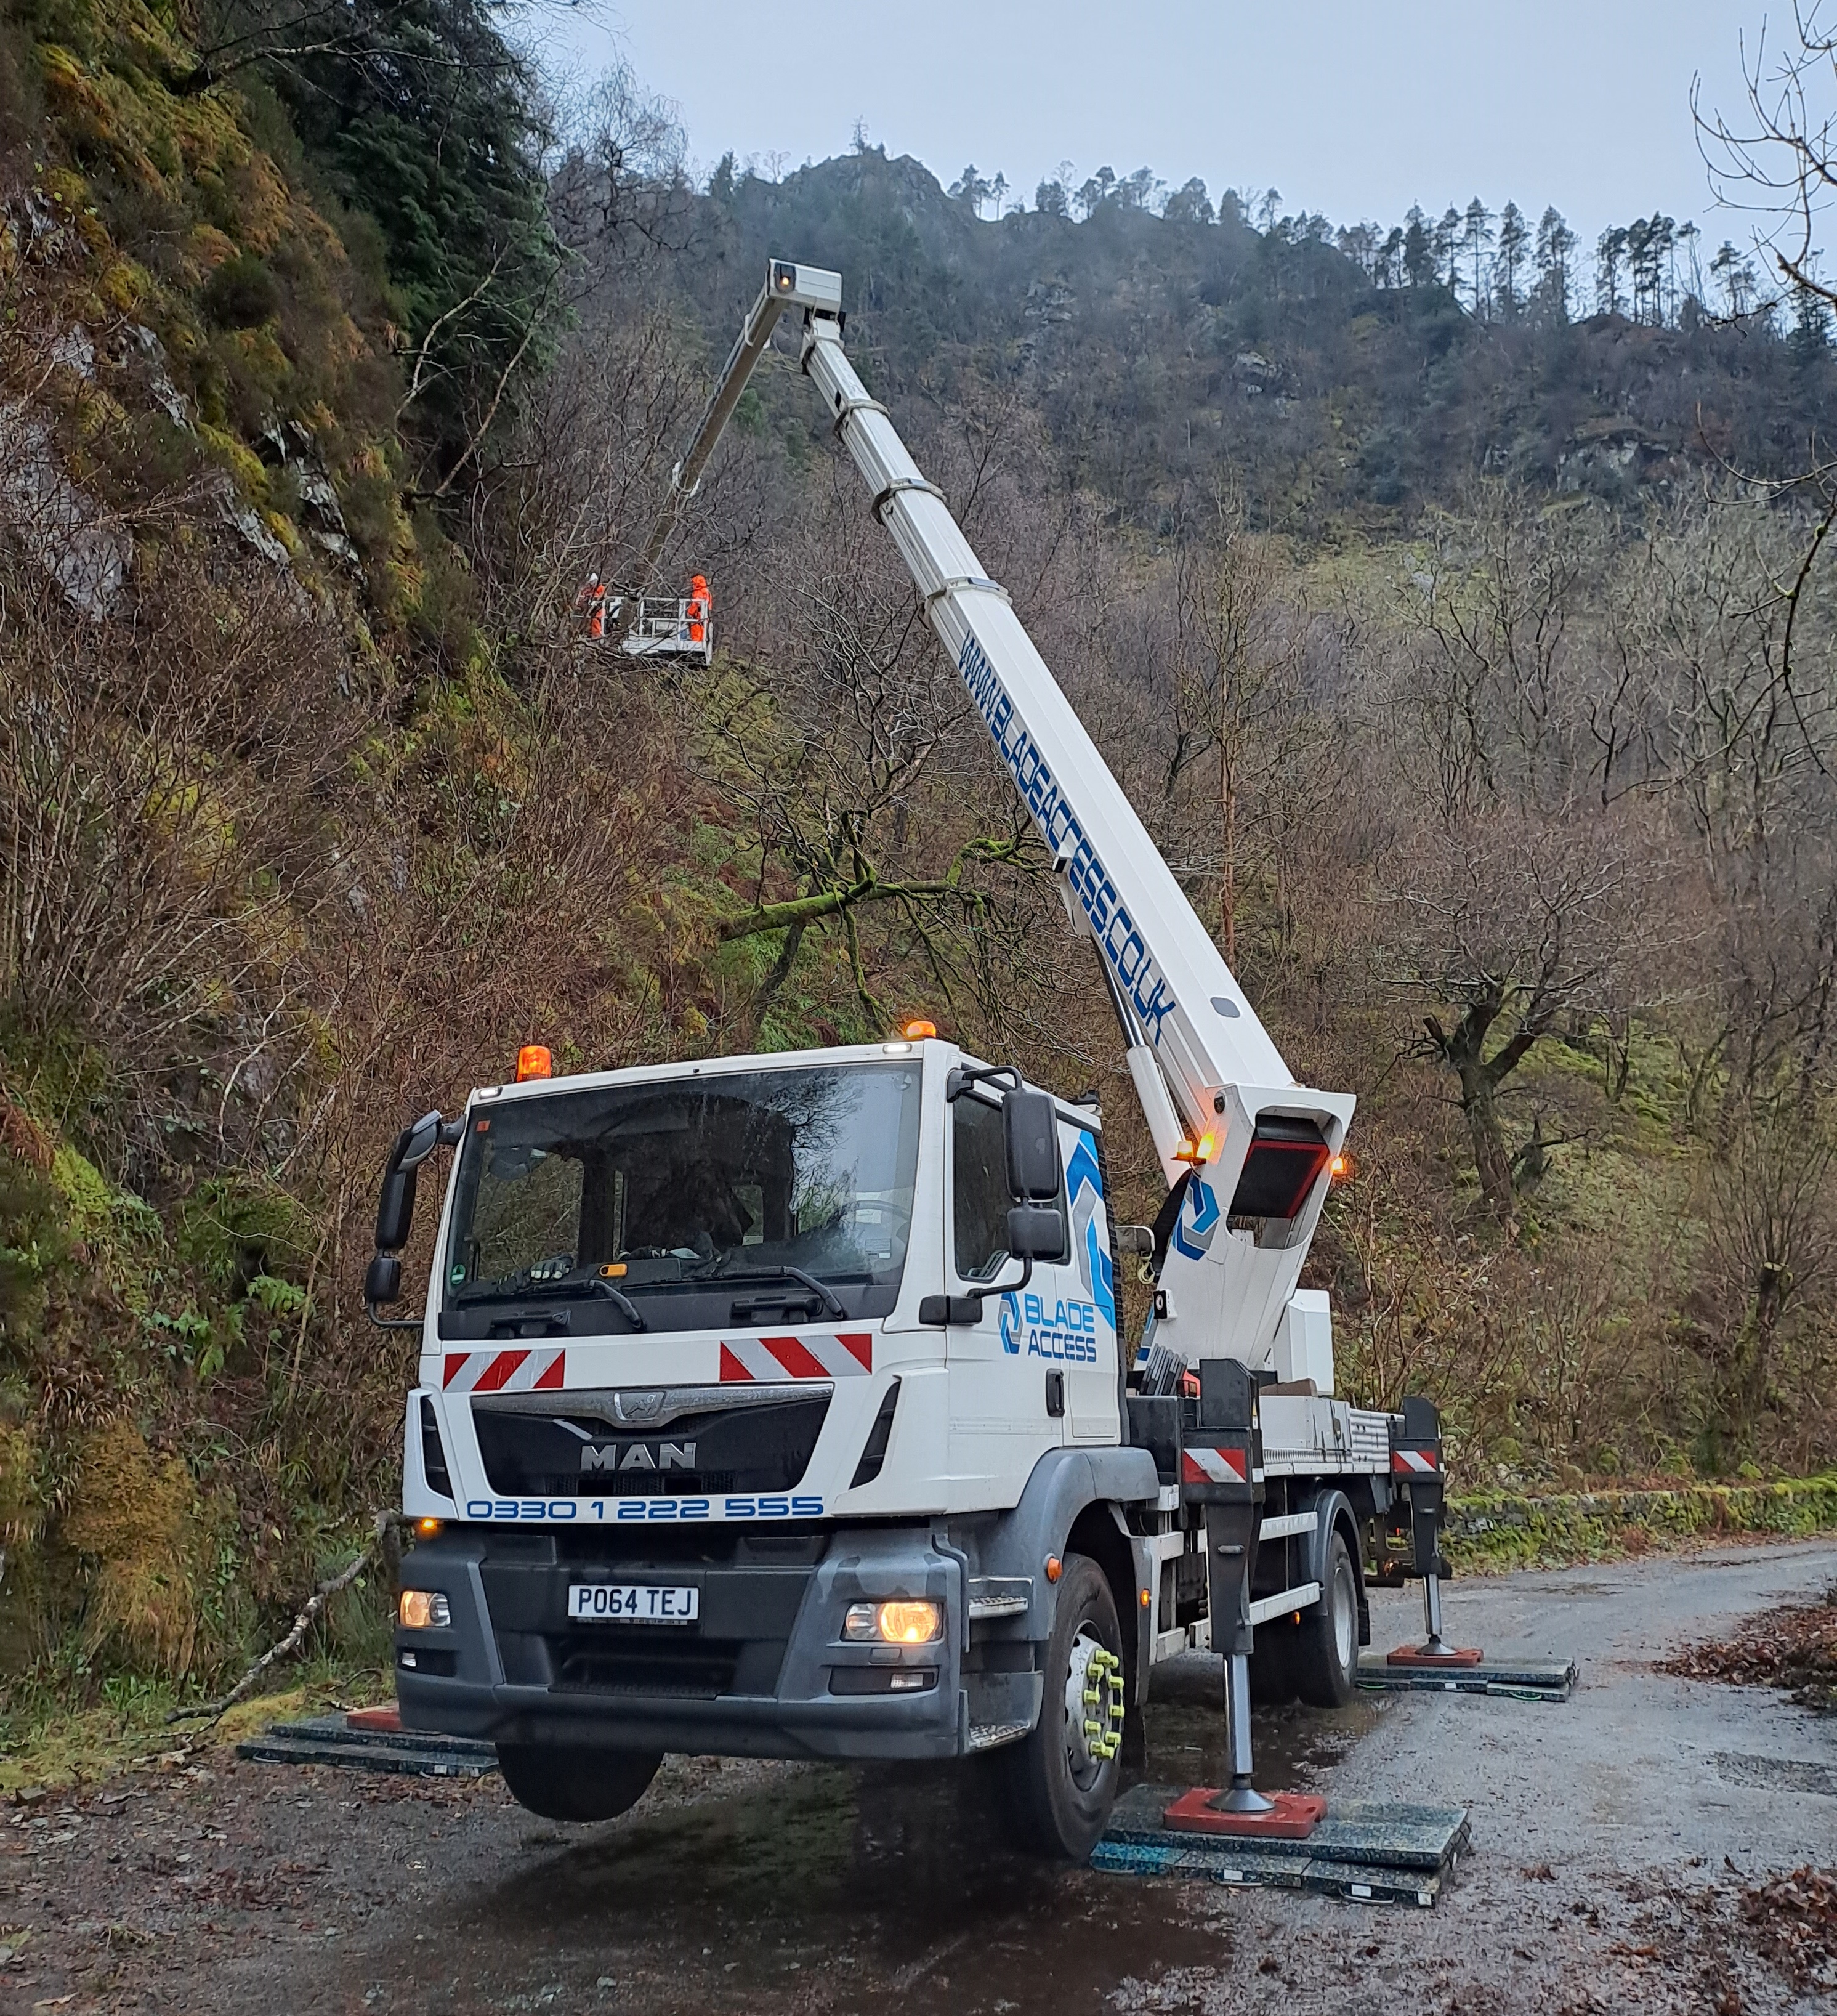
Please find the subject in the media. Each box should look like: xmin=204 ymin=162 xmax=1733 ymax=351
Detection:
xmin=1065 ymin=1629 xmax=1125 ymax=1779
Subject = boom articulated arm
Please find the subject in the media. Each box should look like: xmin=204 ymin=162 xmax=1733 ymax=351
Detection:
xmin=680 ymin=261 xmax=1355 ymax=1370
xmin=621 ymin=262 xmax=841 ymax=603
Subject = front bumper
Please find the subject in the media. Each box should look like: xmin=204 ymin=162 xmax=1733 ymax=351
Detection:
xmin=394 ymin=1524 xmax=982 ymax=1762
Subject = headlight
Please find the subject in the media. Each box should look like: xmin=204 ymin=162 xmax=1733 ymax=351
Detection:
xmin=843 ymin=1599 xmax=942 ymax=1645
xmin=398 ymin=1589 xmax=451 ymax=1630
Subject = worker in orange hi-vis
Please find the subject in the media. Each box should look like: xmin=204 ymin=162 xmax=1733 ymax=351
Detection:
xmin=687 ymin=573 xmax=711 ymax=645
xmin=581 ymin=573 xmax=605 ymax=641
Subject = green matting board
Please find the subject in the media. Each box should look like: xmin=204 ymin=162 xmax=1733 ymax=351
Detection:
xmin=237 ymin=1714 xmax=498 ymax=1779
xmin=1094 ymin=1783 xmax=1469 ymax=1906
xmin=1357 ymin=1653 xmax=1577 ymax=1700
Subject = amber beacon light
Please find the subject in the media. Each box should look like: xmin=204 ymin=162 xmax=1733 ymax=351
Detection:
xmin=515 ymin=1044 xmax=552 ymax=1082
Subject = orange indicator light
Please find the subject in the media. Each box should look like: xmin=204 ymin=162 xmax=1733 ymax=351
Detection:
xmin=515 ymin=1045 xmax=552 ymax=1082
xmin=902 ymin=1019 xmax=937 ymax=1040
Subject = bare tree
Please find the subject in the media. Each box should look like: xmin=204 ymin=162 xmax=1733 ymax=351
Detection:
xmin=1388 ymin=807 xmax=1666 ymax=1220
xmin=701 ymin=479 xmax=1036 ymax=1040
xmin=1696 ymin=3 xmax=1837 ymax=315
xmin=548 ymin=60 xmax=693 ymax=277
xmin=1691 ymin=1099 xmax=1837 ymax=1452
xmin=1166 ymin=492 xmax=1310 ymax=966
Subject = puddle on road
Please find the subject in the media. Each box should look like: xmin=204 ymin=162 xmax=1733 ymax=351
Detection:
xmin=438 ymin=1677 xmax=1384 ymax=2014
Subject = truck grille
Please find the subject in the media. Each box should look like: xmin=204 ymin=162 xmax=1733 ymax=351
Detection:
xmin=472 ymin=1388 xmax=830 ymax=1498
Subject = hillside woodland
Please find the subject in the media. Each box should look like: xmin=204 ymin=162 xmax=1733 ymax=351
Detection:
xmin=1 ymin=0 xmax=1836 ymax=1713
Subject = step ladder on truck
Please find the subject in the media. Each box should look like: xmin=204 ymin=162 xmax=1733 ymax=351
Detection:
xmin=366 ymin=261 xmax=1455 ymax=1858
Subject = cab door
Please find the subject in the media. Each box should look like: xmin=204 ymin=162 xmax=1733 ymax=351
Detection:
xmin=994 ymin=1114 xmax=1120 ymax=1444
xmin=944 ymin=1088 xmax=1062 ymax=1502
xmin=1054 ymin=1117 xmax=1121 ymax=1442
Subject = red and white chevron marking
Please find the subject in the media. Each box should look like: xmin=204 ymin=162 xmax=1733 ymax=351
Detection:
xmin=1180 ymin=1444 xmax=1249 ymax=1485
xmin=719 ymin=1332 xmax=873 ymax=1382
xmin=442 ymin=1346 xmax=566 ymax=1393
xmin=1391 ymin=1447 xmax=1439 ymax=1474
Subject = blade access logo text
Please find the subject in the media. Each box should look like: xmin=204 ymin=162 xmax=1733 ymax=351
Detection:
xmin=1000 ymin=1289 xmax=1100 ymax=1364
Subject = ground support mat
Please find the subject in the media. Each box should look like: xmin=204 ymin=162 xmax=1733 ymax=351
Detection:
xmin=1089 ymin=1838 xmax=1448 ymax=1907
xmin=1357 ymin=1652 xmax=1577 ymax=1701
xmin=236 ymin=1715 xmax=498 ymax=1779
xmin=1093 ymin=1784 xmax=1469 ymax=1908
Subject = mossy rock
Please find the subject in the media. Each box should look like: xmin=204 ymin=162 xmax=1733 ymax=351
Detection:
xmin=174 ymin=1175 xmax=313 ymax=1297
xmin=49 ymin=1140 xmax=111 ymax=1241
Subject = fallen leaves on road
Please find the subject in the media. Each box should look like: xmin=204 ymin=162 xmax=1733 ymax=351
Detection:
xmin=1659 ymin=1584 xmax=1837 ymax=1711
xmin=1738 ymin=1866 xmax=1837 ymax=1993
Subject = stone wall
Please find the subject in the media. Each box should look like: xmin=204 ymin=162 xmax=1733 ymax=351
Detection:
xmin=1443 ymin=1475 xmax=1837 ymax=1573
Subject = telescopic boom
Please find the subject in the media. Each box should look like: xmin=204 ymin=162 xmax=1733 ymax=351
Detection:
xmin=662 ymin=259 xmax=1354 ymax=1369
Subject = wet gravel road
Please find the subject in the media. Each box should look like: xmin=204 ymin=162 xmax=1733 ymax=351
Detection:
xmin=4 ymin=1538 xmax=1833 ymax=2015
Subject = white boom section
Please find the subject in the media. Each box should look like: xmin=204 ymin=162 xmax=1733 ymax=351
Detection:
xmin=623 ymin=261 xmax=840 ymax=600
xmin=687 ymin=261 xmax=1355 ymax=1369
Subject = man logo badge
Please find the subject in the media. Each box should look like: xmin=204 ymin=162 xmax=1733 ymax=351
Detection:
xmin=580 ymin=1441 xmax=696 ymax=1474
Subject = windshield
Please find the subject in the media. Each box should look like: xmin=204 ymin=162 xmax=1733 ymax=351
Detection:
xmin=441 ymin=1062 xmax=923 ymax=1332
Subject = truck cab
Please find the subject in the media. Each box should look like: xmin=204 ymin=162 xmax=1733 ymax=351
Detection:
xmin=382 ymin=1038 xmax=1158 ymax=1847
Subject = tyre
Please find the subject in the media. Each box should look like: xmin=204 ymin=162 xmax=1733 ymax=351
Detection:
xmin=1003 ymin=1553 xmax=1126 ymax=1860
xmin=1248 ymin=1616 xmax=1301 ymax=1704
xmin=1293 ymin=1526 xmax=1360 ymax=1707
xmin=495 ymin=1744 xmax=663 ymax=1823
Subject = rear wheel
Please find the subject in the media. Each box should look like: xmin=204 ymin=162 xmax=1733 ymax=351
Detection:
xmin=495 ymin=1744 xmax=663 ymax=1823
xmin=1294 ymin=1527 xmax=1360 ymax=1707
xmin=1003 ymin=1554 xmax=1126 ymax=1860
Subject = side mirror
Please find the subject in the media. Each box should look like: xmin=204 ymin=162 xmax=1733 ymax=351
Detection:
xmin=1007 ymin=1204 xmax=1068 ymax=1264
xmin=365 ymin=1253 xmax=403 ymax=1306
xmin=375 ymin=1163 xmax=418 ymax=1256
xmin=1003 ymin=1088 xmax=1063 ymax=1203
xmin=368 ymin=1108 xmax=446 ymax=1333
xmin=374 ymin=1109 xmax=442 ymax=1253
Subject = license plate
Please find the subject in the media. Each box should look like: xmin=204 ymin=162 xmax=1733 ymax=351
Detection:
xmin=567 ymin=1582 xmax=698 ymax=1624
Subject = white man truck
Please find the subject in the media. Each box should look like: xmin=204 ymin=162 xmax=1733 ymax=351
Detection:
xmin=367 ymin=262 xmax=1452 ymax=1860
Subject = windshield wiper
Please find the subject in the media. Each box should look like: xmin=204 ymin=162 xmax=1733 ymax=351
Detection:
xmin=456 ymin=1279 xmax=647 ymax=1331
xmin=713 ymin=1263 xmax=847 ymax=1321
xmin=586 ymin=1279 xmax=648 ymax=1331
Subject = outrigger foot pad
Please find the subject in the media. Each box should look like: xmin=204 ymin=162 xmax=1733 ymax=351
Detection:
xmin=1162 ymin=1787 xmax=1328 ymax=1839
xmin=1387 ymin=1642 xmax=1484 ymax=1668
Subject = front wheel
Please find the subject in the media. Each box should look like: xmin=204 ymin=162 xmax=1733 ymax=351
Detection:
xmin=1003 ymin=1553 xmax=1126 ymax=1860
xmin=1294 ymin=1527 xmax=1360 ymax=1707
xmin=495 ymin=1744 xmax=662 ymax=1823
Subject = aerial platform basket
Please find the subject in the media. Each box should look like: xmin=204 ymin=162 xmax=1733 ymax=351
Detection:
xmin=618 ymin=595 xmax=712 ymax=666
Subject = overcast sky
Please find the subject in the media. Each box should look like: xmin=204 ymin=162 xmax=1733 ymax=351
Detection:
xmin=533 ymin=1 xmax=1777 ymax=252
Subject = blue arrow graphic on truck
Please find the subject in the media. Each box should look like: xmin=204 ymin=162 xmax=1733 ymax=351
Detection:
xmin=1066 ymin=1136 xmax=1117 ymax=1334
xmin=1172 ymin=1176 xmax=1220 ymax=1261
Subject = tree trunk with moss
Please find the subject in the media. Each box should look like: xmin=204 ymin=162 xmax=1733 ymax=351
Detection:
xmin=1424 ymin=979 xmax=1549 ymax=1222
